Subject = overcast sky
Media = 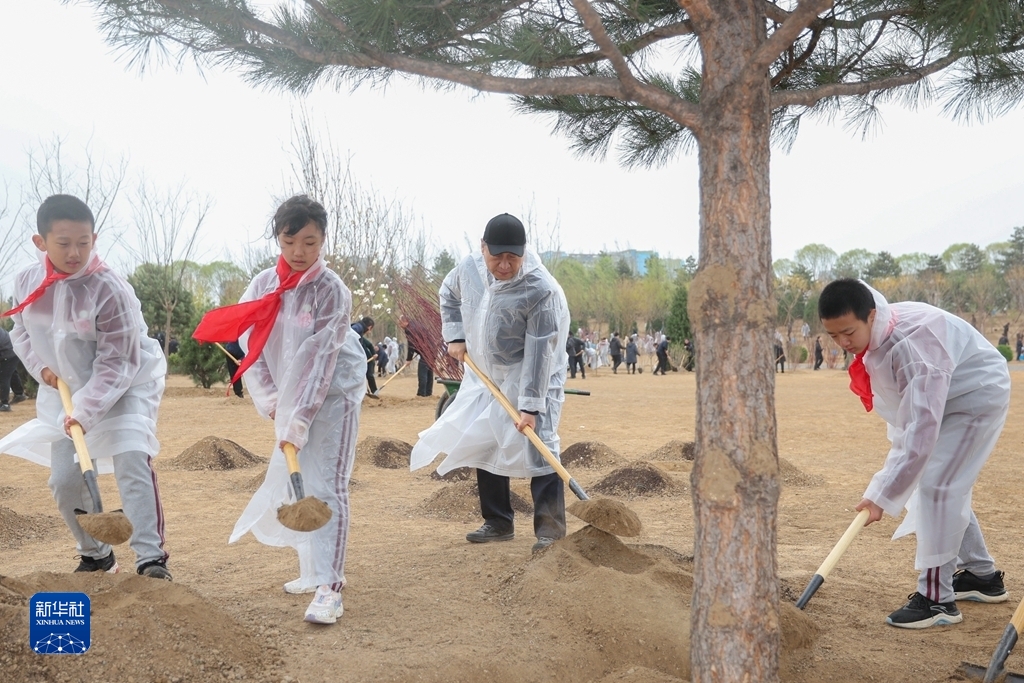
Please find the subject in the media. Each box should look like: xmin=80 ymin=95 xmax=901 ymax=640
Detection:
xmin=2 ymin=0 xmax=1023 ymax=276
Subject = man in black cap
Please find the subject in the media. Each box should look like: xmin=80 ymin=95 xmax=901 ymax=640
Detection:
xmin=410 ymin=213 xmax=572 ymax=553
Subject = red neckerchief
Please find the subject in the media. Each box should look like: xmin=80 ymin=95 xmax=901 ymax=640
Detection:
xmin=1 ymin=258 xmax=71 ymax=317
xmin=848 ymin=350 xmax=872 ymax=412
xmin=192 ymin=256 xmax=305 ymax=383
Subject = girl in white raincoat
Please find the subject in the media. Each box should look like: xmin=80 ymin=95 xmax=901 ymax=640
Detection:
xmin=410 ymin=214 xmax=570 ymax=551
xmin=194 ymin=195 xmax=365 ymax=625
xmin=820 ymin=279 xmax=1010 ymax=629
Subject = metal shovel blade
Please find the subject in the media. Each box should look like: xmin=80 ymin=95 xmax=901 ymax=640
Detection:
xmin=960 ymin=661 xmax=1024 ymax=683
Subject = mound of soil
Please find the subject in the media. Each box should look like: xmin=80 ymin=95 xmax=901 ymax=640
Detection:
xmin=429 ymin=466 xmax=474 ymax=482
xmin=356 ymin=437 xmax=413 ymax=469
xmin=242 ymin=468 xmax=268 ymax=493
xmin=0 ymin=507 xmax=60 ymax=549
xmin=780 ymin=458 xmax=824 ymax=487
xmin=561 ymin=441 xmax=625 ymax=469
xmin=416 ymin=480 xmax=532 ymax=521
xmin=648 ymin=440 xmax=696 ymax=461
xmin=498 ymin=525 xmax=818 ymax=682
xmin=168 ymin=436 xmax=265 ymax=471
xmin=0 ymin=572 xmax=284 ymax=683
xmin=591 ymin=461 xmax=682 ymax=498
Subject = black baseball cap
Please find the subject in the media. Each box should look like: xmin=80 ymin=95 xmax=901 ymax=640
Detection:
xmin=482 ymin=213 xmax=526 ymax=257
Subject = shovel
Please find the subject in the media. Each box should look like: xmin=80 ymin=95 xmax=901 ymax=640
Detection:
xmin=463 ymin=354 xmax=641 ymax=537
xmin=56 ymin=378 xmax=133 ymax=545
xmin=796 ymin=509 xmax=870 ymax=609
xmin=961 ymin=596 xmax=1024 ymax=683
xmin=276 ymin=442 xmax=332 ymax=532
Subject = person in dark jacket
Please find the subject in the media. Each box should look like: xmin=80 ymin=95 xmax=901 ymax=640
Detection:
xmin=624 ymin=335 xmax=638 ymax=374
xmin=224 ymin=340 xmax=246 ymax=398
xmin=653 ymin=335 xmax=670 ymax=375
xmin=566 ymin=330 xmax=586 ymax=379
xmin=352 ymin=316 xmax=377 ymax=393
xmin=399 ymin=314 xmax=434 ymax=397
xmin=0 ymin=327 xmax=28 ymax=411
xmin=608 ymin=332 xmax=624 ymax=374
xmin=813 ymin=335 xmax=824 ymax=370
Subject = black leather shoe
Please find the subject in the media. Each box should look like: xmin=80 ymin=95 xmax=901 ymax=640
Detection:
xmin=466 ymin=523 xmax=514 ymax=543
xmin=532 ymin=537 xmax=557 ymax=553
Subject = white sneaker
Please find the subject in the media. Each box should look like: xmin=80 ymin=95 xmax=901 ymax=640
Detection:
xmin=304 ymin=586 xmax=343 ymax=624
xmin=283 ymin=578 xmax=316 ymax=594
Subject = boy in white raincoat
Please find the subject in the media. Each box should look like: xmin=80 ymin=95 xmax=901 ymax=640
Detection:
xmin=410 ymin=213 xmax=571 ymax=553
xmin=819 ymin=279 xmax=1010 ymax=629
xmin=193 ymin=195 xmax=366 ymax=625
xmin=0 ymin=194 xmax=170 ymax=579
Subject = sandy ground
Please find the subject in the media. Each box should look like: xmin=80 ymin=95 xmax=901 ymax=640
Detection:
xmin=2 ymin=363 xmax=1024 ymax=682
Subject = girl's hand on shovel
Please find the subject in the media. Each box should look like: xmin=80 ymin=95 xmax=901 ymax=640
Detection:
xmin=855 ymin=498 xmax=883 ymax=525
xmin=41 ymin=367 xmax=59 ymax=389
xmin=515 ymin=412 xmax=536 ymax=433
xmin=63 ymin=416 xmax=84 ymax=437
xmin=280 ymin=440 xmax=297 ymax=453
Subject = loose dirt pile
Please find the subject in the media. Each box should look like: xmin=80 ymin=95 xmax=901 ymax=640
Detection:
xmin=0 ymin=507 xmax=60 ymax=549
xmin=561 ymin=441 xmax=625 ymax=469
xmin=496 ymin=526 xmax=818 ymax=681
xmin=648 ymin=440 xmax=695 ymax=461
xmin=168 ymin=436 xmax=265 ymax=471
xmin=243 ymin=468 xmax=268 ymax=492
xmin=429 ymin=466 xmax=474 ymax=482
xmin=591 ymin=461 xmax=683 ymax=498
xmin=779 ymin=458 xmax=824 ymax=487
xmin=356 ymin=437 xmax=413 ymax=469
xmin=0 ymin=572 xmax=284 ymax=683
xmin=416 ymin=480 xmax=532 ymax=520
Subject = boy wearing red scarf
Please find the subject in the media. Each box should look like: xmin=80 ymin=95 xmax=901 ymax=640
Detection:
xmin=819 ymin=278 xmax=1010 ymax=629
xmin=0 ymin=194 xmax=170 ymax=579
xmin=194 ymin=195 xmax=366 ymax=625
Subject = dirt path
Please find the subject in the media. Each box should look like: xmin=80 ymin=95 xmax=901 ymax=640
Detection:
xmin=2 ymin=366 xmax=1023 ymax=682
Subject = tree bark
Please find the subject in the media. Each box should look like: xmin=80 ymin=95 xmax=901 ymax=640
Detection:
xmin=688 ymin=2 xmax=780 ymax=681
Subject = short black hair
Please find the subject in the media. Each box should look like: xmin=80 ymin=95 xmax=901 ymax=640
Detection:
xmin=818 ymin=279 xmax=875 ymax=322
xmin=37 ymin=195 xmax=95 ymax=236
xmin=360 ymin=316 xmax=375 ymax=329
xmin=272 ymin=195 xmax=327 ymax=237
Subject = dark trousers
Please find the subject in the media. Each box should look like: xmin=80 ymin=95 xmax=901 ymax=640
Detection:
xmin=476 ymin=468 xmax=566 ymax=540
xmin=365 ymin=364 xmax=377 ymax=393
xmin=611 ymin=354 xmax=622 ymax=373
xmin=813 ymin=352 xmax=823 ymax=370
xmin=417 ymin=359 xmax=433 ymax=396
xmin=626 ymin=362 xmax=636 ymax=374
xmin=224 ymin=359 xmax=244 ymax=397
xmin=0 ymin=356 xmax=22 ymax=404
xmin=569 ymin=354 xmax=586 ymax=379
xmin=654 ymin=353 xmax=668 ymax=374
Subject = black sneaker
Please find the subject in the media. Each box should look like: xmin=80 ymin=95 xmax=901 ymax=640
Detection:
xmin=0 ymin=404 xmax=10 ymax=412
xmin=532 ymin=537 xmax=556 ymax=553
xmin=11 ymin=394 xmax=27 ymax=404
xmin=137 ymin=560 xmax=173 ymax=581
xmin=953 ymin=569 xmax=1008 ymax=603
xmin=886 ymin=592 xmax=962 ymax=629
xmin=466 ymin=523 xmax=514 ymax=543
xmin=74 ymin=551 xmax=119 ymax=573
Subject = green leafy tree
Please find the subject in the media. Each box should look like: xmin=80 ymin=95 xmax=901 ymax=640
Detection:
xmin=864 ymin=251 xmax=902 ymax=282
xmin=833 ymin=249 xmax=876 ymax=280
xmin=431 ymin=249 xmax=458 ymax=284
xmin=173 ymin=309 xmax=228 ymax=388
xmin=792 ymin=243 xmax=837 ymax=283
xmin=665 ymin=282 xmax=692 ymax=365
xmin=82 ymin=1 xmax=1024 ymax=679
xmin=128 ymin=263 xmax=195 ymax=348
xmin=998 ymin=226 xmax=1024 ymax=273
xmin=944 ymin=243 xmax=987 ymax=273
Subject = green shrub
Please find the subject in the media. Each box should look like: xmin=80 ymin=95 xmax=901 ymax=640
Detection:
xmin=795 ymin=346 xmax=809 ymax=363
xmin=997 ymin=344 xmax=1013 ymax=362
xmin=174 ymin=310 xmax=229 ymax=388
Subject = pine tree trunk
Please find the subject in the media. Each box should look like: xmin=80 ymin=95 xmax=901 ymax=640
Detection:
xmin=688 ymin=2 xmax=780 ymax=681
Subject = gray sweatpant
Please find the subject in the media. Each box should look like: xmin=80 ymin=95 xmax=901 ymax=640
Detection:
xmin=49 ymin=439 xmax=168 ymax=569
xmin=917 ymin=510 xmax=996 ymax=604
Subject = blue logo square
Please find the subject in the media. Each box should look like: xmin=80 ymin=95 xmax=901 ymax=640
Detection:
xmin=29 ymin=592 xmax=91 ymax=655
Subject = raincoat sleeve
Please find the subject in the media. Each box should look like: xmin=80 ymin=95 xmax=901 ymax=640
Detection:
xmin=439 ymin=263 xmax=465 ymax=342
xmin=239 ymin=273 xmax=279 ymax=420
xmin=274 ymin=279 xmax=351 ymax=450
xmin=862 ymin=344 xmax=952 ymax=516
xmin=8 ymin=270 xmax=47 ymax=382
xmin=71 ymin=283 xmax=142 ymax=433
xmin=518 ymin=287 xmax=560 ymax=413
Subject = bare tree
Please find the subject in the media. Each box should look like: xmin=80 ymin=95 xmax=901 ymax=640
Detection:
xmin=124 ymin=179 xmax=211 ymax=355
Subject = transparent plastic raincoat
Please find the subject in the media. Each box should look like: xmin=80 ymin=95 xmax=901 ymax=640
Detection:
xmin=861 ymin=284 xmax=1010 ymax=569
xmin=228 ymin=258 xmax=366 ymax=589
xmin=0 ymin=251 xmax=165 ymax=472
xmin=410 ymin=248 xmax=570 ymax=478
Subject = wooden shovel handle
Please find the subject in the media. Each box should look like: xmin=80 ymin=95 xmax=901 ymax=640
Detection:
xmin=463 ymin=355 xmax=575 ymax=487
xmin=56 ymin=378 xmax=95 ymax=475
xmin=282 ymin=442 xmax=301 ymax=475
xmin=214 ymin=342 xmax=240 ymax=365
xmin=815 ymin=509 xmax=870 ymax=579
